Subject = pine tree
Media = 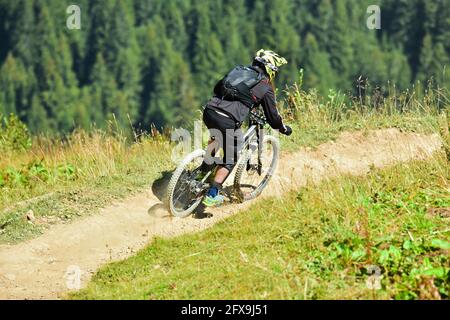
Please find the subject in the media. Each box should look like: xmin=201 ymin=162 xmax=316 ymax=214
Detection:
xmin=327 ymin=0 xmax=353 ymax=90
xmin=73 ymin=88 xmax=92 ymax=130
xmin=63 ymin=0 xmax=89 ymax=84
xmin=251 ymin=0 xmax=302 ymax=86
xmin=222 ymin=4 xmax=250 ymax=66
xmin=417 ymin=34 xmax=434 ymax=84
xmin=384 ymin=0 xmax=425 ymax=76
xmin=302 ymin=33 xmax=336 ymax=94
xmin=85 ymin=0 xmax=114 ymax=83
xmin=311 ymin=0 xmax=333 ymax=45
xmin=160 ymin=0 xmax=189 ymax=52
xmin=106 ymin=0 xmax=141 ymax=123
xmin=146 ymin=40 xmax=198 ymax=129
xmin=0 ymin=54 xmax=35 ymax=121
xmin=0 ymin=0 xmax=11 ymax=64
xmin=191 ymin=4 xmax=227 ymax=100
xmin=417 ymin=34 xmax=450 ymax=87
xmin=31 ymin=3 xmax=79 ymax=132
xmin=433 ymin=0 xmax=450 ymax=50
xmin=133 ymin=0 xmax=153 ymax=25
xmin=136 ymin=18 xmax=167 ymax=128
xmin=433 ymin=42 xmax=450 ymax=88
xmin=386 ymin=49 xmax=412 ymax=90
xmin=89 ymin=53 xmax=119 ymax=127
xmin=7 ymin=0 xmax=36 ymax=68
xmin=28 ymin=95 xmax=51 ymax=133
xmin=427 ymin=0 xmax=450 ymax=88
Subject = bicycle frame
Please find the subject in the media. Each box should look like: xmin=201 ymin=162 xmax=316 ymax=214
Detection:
xmin=168 ymin=109 xmax=270 ymax=215
xmin=241 ymin=109 xmax=266 ymax=173
xmin=204 ymin=109 xmax=266 ymax=174
xmin=190 ymin=110 xmax=265 ymax=193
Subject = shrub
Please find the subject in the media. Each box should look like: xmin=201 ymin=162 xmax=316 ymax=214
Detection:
xmin=0 ymin=113 xmax=32 ymax=153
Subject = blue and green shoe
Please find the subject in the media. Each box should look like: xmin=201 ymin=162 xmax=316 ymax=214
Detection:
xmin=202 ymin=194 xmax=225 ymax=207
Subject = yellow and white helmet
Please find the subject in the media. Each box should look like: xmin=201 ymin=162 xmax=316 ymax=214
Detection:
xmin=254 ymin=49 xmax=288 ymax=80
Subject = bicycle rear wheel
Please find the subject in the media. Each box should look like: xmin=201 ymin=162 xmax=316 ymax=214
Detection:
xmin=233 ymin=135 xmax=279 ymax=202
xmin=166 ymin=149 xmax=207 ymax=217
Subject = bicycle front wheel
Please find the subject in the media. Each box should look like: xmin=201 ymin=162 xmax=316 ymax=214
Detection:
xmin=233 ymin=135 xmax=280 ymax=202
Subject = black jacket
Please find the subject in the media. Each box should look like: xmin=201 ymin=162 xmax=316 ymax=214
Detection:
xmin=205 ymin=66 xmax=285 ymax=130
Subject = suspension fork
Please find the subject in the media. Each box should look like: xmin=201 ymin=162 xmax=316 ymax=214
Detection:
xmin=256 ymin=124 xmax=264 ymax=175
xmin=244 ymin=125 xmax=263 ymax=175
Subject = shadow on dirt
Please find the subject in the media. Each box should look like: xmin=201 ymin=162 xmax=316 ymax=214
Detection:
xmin=147 ymin=170 xmax=173 ymax=219
xmin=151 ymin=170 xmax=173 ymax=201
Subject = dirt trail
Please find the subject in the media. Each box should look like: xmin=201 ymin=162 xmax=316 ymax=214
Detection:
xmin=0 ymin=128 xmax=442 ymax=299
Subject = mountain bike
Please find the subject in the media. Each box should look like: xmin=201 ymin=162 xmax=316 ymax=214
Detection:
xmin=166 ymin=108 xmax=280 ymax=218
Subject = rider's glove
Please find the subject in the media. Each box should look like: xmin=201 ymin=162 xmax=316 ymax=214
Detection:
xmin=280 ymin=125 xmax=293 ymax=136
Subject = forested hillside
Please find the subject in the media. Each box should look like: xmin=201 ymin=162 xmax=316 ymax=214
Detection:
xmin=0 ymin=0 xmax=448 ymax=133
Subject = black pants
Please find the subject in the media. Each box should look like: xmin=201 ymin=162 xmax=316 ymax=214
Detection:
xmin=202 ymin=107 xmax=243 ymax=171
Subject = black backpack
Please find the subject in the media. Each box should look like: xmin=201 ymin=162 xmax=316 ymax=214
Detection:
xmin=216 ymin=65 xmax=263 ymax=107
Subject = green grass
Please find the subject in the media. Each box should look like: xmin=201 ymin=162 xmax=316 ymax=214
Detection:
xmin=1 ymin=83 xmax=447 ymax=244
xmin=0 ymin=133 xmax=173 ymax=244
xmin=281 ymin=112 xmax=442 ymax=152
xmin=70 ymin=153 xmax=449 ymax=300
xmin=279 ymin=84 xmax=447 ymax=151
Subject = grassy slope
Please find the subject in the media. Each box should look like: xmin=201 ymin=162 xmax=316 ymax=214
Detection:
xmin=0 ymin=85 xmax=447 ymax=245
xmin=0 ymin=111 xmax=441 ymax=244
xmin=71 ymin=154 xmax=449 ymax=300
xmin=0 ymin=133 xmax=173 ymax=243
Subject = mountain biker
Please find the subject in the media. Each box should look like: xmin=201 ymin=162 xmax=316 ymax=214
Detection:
xmin=201 ymin=49 xmax=293 ymax=207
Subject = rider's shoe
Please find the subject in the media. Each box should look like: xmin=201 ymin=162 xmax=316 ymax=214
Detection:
xmin=202 ymin=194 xmax=225 ymax=207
